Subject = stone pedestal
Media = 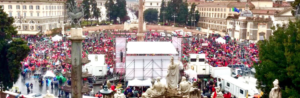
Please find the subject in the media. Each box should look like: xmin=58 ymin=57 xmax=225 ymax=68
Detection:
xmin=68 ymin=28 xmax=85 ymax=98
xmin=137 ymin=33 xmax=145 ymax=41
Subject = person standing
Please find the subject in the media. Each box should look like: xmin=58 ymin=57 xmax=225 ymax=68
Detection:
xmin=120 ymin=50 xmax=123 ymax=62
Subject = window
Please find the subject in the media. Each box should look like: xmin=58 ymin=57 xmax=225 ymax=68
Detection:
xmin=8 ymin=5 xmax=12 ymax=9
xmin=239 ymin=8 xmax=242 ymax=12
xmin=46 ymin=6 xmax=48 ymax=10
xmin=227 ymin=82 xmax=230 ymax=87
xmin=9 ymin=12 xmax=12 ymax=17
xmin=36 ymin=6 xmax=40 ymax=10
xmin=150 ymin=3 xmax=152 ymax=5
xmin=29 ymin=5 xmax=33 ymax=9
xmin=30 ymin=26 xmax=34 ymax=30
xmin=17 ymin=12 xmax=20 ymax=17
xmin=23 ymin=12 xmax=26 ymax=17
xmin=240 ymin=89 xmax=244 ymax=94
xmin=157 ymin=3 xmax=159 ymax=5
xmin=190 ymin=59 xmax=197 ymax=62
xmin=37 ymin=12 xmax=39 ymax=16
xmin=16 ymin=5 xmax=20 ymax=9
xmin=30 ymin=12 xmax=33 ymax=16
xmin=23 ymin=5 xmax=27 ymax=9
xmin=199 ymin=59 xmax=205 ymax=62
xmin=229 ymin=8 xmax=231 ymax=12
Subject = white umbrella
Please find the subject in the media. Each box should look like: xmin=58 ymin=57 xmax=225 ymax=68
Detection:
xmin=51 ymin=35 xmax=62 ymax=41
xmin=215 ymin=37 xmax=226 ymax=44
xmin=43 ymin=71 xmax=56 ymax=78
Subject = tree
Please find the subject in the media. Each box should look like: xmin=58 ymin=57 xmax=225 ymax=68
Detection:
xmin=291 ymin=0 xmax=300 ymax=16
xmin=82 ymin=0 xmax=90 ymax=20
xmin=91 ymin=0 xmax=100 ymax=24
xmin=116 ymin=0 xmax=127 ymax=23
xmin=166 ymin=1 xmax=175 ymax=22
xmin=177 ymin=3 xmax=188 ymax=25
xmin=0 ymin=8 xmax=30 ymax=91
xmin=195 ymin=10 xmax=200 ymax=27
xmin=144 ymin=8 xmax=158 ymax=23
xmin=254 ymin=20 xmax=300 ymax=98
xmin=159 ymin=0 xmax=166 ymax=23
xmin=105 ymin=0 xmax=118 ymax=22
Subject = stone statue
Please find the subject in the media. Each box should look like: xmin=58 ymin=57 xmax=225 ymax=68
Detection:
xmin=142 ymin=77 xmax=166 ymax=98
xmin=269 ymin=79 xmax=281 ymax=98
xmin=166 ymin=57 xmax=180 ymax=90
xmin=106 ymin=80 xmax=111 ymax=89
xmin=179 ymin=77 xmax=192 ymax=95
xmin=67 ymin=1 xmax=84 ymax=28
xmin=114 ymin=88 xmax=126 ymax=98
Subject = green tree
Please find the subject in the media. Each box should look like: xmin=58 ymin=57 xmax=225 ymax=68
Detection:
xmin=195 ymin=10 xmax=200 ymax=27
xmin=177 ymin=3 xmax=188 ymax=25
xmin=116 ymin=0 xmax=127 ymax=23
xmin=254 ymin=20 xmax=300 ymax=98
xmin=91 ymin=0 xmax=100 ymax=24
xmin=0 ymin=8 xmax=30 ymax=91
xmin=291 ymin=0 xmax=300 ymax=16
xmin=105 ymin=0 xmax=118 ymax=22
xmin=165 ymin=1 xmax=175 ymax=22
xmin=144 ymin=8 xmax=158 ymax=23
xmin=82 ymin=0 xmax=90 ymax=20
xmin=159 ymin=0 xmax=166 ymax=23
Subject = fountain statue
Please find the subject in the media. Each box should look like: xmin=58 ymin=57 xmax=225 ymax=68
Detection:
xmin=142 ymin=77 xmax=166 ymax=98
xmin=166 ymin=57 xmax=180 ymax=90
xmin=142 ymin=57 xmax=201 ymax=97
xmin=269 ymin=79 xmax=281 ymax=98
xmin=114 ymin=88 xmax=126 ymax=98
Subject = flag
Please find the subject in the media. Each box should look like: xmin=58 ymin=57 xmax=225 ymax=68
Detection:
xmin=232 ymin=7 xmax=240 ymax=13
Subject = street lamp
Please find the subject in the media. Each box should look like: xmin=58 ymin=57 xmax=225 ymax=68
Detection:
xmin=162 ymin=11 xmax=166 ymax=26
xmin=172 ymin=14 xmax=177 ymax=27
xmin=192 ymin=18 xmax=196 ymax=29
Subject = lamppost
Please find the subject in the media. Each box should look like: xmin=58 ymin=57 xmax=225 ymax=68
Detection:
xmin=191 ymin=17 xmax=196 ymax=29
xmin=172 ymin=14 xmax=177 ymax=26
xmin=162 ymin=11 xmax=166 ymax=25
xmin=158 ymin=16 xmax=160 ymax=25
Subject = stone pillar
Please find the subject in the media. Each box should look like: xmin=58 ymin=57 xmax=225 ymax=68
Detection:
xmin=137 ymin=0 xmax=144 ymax=41
xmin=69 ymin=28 xmax=85 ymax=98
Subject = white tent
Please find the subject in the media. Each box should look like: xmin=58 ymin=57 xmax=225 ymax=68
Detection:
xmin=141 ymin=78 xmax=153 ymax=87
xmin=83 ymin=54 xmax=106 ymax=76
xmin=215 ymin=37 xmax=226 ymax=44
xmin=43 ymin=71 xmax=56 ymax=78
xmin=127 ymin=78 xmax=142 ymax=86
xmin=184 ymin=69 xmax=197 ymax=79
xmin=51 ymin=35 xmax=62 ymax=41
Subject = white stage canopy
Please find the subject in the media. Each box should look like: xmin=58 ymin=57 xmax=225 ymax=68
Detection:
xmin=126 ymin=42 xmax=178 ymax=54
xmin=127 ymin=78 xmax=153 ymax=87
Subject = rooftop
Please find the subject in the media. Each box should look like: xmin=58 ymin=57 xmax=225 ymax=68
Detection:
xmin=126 ymin=42 xmax=178 ymax=54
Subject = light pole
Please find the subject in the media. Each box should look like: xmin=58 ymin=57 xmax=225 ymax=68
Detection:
xmin=172 ymin=14 xmax=177 ymax=26
xmin=162 ymin=11 xmax=166 ymax=25
xmin=192 ymin=17 xmax=196 ymax=29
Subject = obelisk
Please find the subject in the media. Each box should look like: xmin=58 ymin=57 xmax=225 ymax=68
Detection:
xmin=137 ymin=0 xmax=144 ymax=41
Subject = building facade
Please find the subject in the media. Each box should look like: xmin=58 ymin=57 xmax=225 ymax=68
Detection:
xmin=0 ymin=0 xmax=66 ymax=35
xmin=197 ymin=2 xmax=255 ymax=36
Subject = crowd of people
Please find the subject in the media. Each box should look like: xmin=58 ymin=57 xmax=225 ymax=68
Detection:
xmin=15 ymin=30 xmax=259 ymax=98
xmin=182 ymin=34 xmax=259 ymax=68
